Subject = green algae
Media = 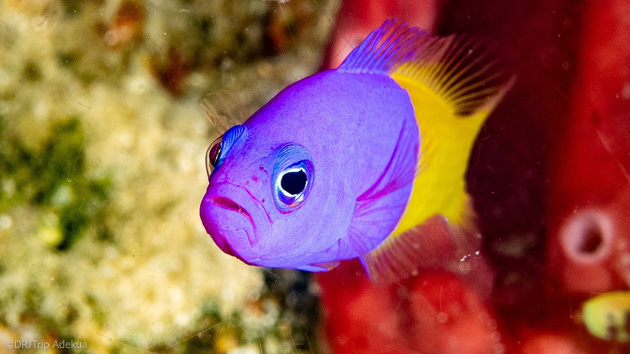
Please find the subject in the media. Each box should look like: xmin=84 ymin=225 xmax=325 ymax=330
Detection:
xmin=0 ymin=116 xmax=111 ymax=250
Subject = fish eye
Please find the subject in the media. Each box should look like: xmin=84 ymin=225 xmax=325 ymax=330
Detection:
xmin=274 ymin=162 xmax=312 ymax=210
xmin=271 ymin=144 xmax=314 ymax=212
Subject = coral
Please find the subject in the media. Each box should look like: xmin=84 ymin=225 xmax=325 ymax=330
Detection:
xmin=0 ymin=0 xmax=338 ymax=352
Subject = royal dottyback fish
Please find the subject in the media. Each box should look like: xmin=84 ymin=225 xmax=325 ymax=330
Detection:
xmin=200 ymin=19 xmax=510 ymax=281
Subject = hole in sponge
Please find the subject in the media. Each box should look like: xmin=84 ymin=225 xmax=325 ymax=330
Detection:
xmin=578 ymin=222 xmax=604 ymax=255
xmin=561 ymin=209 xmax=613 ymax=263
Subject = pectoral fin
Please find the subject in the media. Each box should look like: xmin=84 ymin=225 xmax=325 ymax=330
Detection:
xmin=344 ymin=118 xmax=419 ymax=257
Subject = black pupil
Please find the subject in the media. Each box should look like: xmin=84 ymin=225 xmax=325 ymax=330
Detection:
xmin=209 ymin=143 xmax=221 ymax=166
xmin=281 ymin=170 xmax=307 ymax=195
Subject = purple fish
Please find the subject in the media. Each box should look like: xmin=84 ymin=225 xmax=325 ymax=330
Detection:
xmin=200 ymin=19 xmax=510 ymax=278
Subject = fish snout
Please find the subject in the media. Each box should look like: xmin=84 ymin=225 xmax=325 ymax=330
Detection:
xmin=200 ymin=183 xmax=270 ymax=263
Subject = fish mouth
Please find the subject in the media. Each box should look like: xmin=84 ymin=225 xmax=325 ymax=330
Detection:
xmin=201 ymin=182 xmax=272 ymax=262
xmin=207 ymin=196 xmax=256 ymax=247
xmin=209 ymin=196 xmax=255 ymax=229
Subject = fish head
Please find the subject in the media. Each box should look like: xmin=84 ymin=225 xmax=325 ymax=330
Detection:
xmin=200 ymin=83 xmax=357 ymax=268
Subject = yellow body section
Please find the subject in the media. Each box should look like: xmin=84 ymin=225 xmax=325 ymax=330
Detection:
xmin=389 ymin=69 xmax=491 ymax=237
xmin=353 ymin=22 xmax=512 ymax=283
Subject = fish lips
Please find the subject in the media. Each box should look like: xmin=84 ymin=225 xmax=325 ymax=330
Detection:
xmin=200 ymin=182 xmax=271 ymax=264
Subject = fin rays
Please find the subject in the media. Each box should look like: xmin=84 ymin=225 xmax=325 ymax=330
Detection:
xmin=339 ymin=19 xmax=513 ymax=117
xmin=363 ymin=212 xmax=481 ymax=285
xmin=339 ymin=19 xmax=434 ymax=75
xmin=201 ymin=90 xmax=247 ymax=135
xmin=396 ymin=35 xmax=511 ymax=116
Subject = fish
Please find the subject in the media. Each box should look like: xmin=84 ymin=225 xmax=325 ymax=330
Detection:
xmin=582 ymin=291 xmax=630 ymax=342
xmin=199 ymin=19 xmax=511 ymax=281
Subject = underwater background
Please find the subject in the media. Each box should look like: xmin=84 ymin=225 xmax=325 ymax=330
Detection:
xmin=2 ymin=0 xmax=630 ymax=353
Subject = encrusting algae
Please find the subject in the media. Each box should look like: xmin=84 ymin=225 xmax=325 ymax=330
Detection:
xmin=0 ymin=0 xmax=338 ymax=352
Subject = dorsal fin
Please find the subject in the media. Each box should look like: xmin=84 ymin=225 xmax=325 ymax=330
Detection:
xmin=338 ymin=18 xmax=513 ymax=116
xmin=338 ymin=19 xmax=434 ymax=75
xmin=393 ymin=36 xmax=513 ymax=116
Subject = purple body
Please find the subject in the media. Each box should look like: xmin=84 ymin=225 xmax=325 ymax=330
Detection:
xmin=200 ymin=70 xmax=419 ymax=271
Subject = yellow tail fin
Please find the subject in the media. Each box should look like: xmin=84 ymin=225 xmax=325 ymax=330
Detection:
xmin=364 ymin=32 xmax=513 ymax=284
xmin=391 ymin=36 xmax=513 ymax=236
